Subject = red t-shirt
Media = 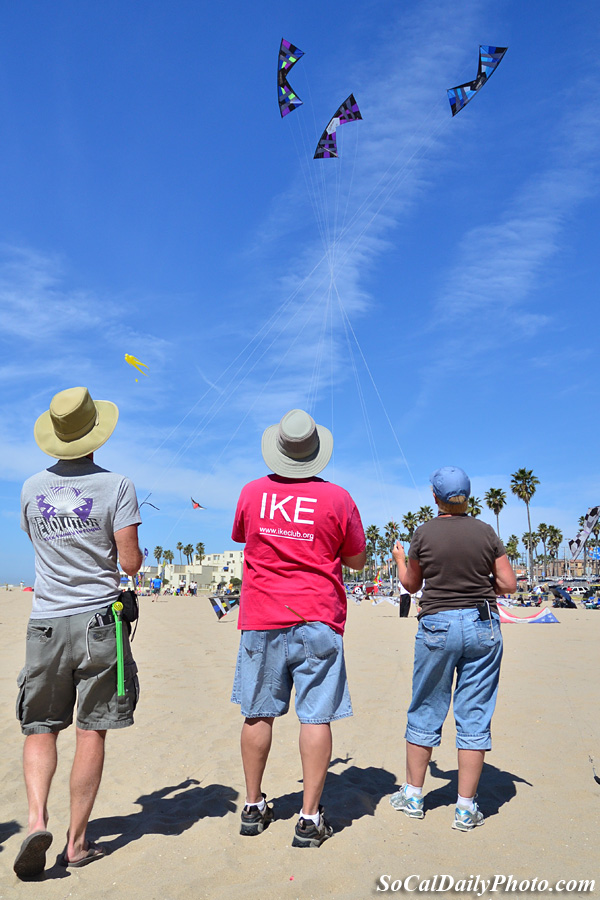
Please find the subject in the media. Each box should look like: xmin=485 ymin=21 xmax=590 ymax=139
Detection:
xmin=232 ymin=474 xmax=365 ymax=635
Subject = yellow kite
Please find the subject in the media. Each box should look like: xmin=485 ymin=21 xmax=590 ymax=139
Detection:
xmin=124 ymin=354 xmax=149 ymax=377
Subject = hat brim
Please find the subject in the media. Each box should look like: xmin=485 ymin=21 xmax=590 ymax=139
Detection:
xmin=34 ymin=400 xmax=119 ymax=459
xmin=261 ymin=422 xmax=333 ymax=478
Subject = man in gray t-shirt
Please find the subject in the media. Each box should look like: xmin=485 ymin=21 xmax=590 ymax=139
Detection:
xmin=14 ymin=387 xmax=143 ymax=878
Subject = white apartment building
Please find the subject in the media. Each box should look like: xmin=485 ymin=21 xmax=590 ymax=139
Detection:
xmin=131 ymin=549 xmax=244 ymax=591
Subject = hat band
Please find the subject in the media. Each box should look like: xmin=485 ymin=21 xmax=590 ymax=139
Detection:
xmin=276 ymin=430 xmax=319 ymax=460
xmin=53 ymin=409 xmax=99 ymax=443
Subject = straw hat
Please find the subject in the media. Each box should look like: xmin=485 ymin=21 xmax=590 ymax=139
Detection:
xmin=261 ymin=409 xmax=333 ymax=478
xmin=34 ymin=387 xmax=119 ymax=459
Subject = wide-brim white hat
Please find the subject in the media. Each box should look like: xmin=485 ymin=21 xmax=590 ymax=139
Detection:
xmin=34 ymin=386 xmax=119 ymax=459
xmin=261 ymin=409 xmax=333 ymax=478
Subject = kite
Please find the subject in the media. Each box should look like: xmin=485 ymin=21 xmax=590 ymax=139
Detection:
xmin=191 ymin=497 xmax=205 ymax=510
xmin=569 ymin=506 xmax=600 ymax=559
xmin=125 ymin=354 xmax=149 ymax=382
xmin=447 ymin=45 xmax=508 ymax=116
xmin=314 ymin=94 xmax=362 ymax=159
xmin=278 ymin=38 xmax=304 ymax=117
xmin=140 ymin=493 xmax=159 ymax=511
xmin=498 ymin=605 xmax=560 ymax=624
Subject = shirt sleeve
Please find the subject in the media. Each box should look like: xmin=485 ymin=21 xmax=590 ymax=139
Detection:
xmin=231 ymin=491 xmax=246 ymax=543
xmin=20 ymin=485 xmax=30 ymax=536
xmin=114 ymin=477 xmax=142 ymax=532
xmin=492 ymin=530 xmax=506 ymax=559
xmin=340 ymin=501 xmax=366 ymax=557
xmin=408 ymin=528 xmax=421 ymax=560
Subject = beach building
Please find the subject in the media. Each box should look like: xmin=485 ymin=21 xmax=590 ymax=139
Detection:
xmin=131 ymin=549 xmax=244 ymax=591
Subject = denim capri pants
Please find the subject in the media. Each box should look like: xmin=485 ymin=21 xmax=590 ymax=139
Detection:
xmin=405 ymin=608 xmax=503 ymax=751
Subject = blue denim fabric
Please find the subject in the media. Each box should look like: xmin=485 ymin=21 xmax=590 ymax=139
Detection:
xmin=405 ymin=609 xmax=503 ymax=750
xmin=231 ymin=622 xmax=352 ymax=724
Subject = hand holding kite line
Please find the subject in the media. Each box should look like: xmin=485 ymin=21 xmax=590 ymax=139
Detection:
xmin=125 ymin=354 xmax=149 ymax=377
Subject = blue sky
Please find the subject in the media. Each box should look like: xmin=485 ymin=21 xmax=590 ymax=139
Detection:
xmin=1 ymin=0 xmax=599 ymax=582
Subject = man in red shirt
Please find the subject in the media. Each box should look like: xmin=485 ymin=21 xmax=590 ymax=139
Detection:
xmin=231 ymin=409 xmax=366 ymax=847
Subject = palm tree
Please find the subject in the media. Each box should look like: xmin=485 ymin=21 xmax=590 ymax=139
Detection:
xmin=195 ymin=542 xmax=205 ymax=566
xmin=484 ymin=488 xmax=507 ymax=538
xmin=510 ymin=468 xmax=540 ymax=585
xmin=163 ymin=549 xmax=174 ymax=566
xmin=384 ymin=520 xmax=400 ymax=586
xmin=365 ymin=525 xmax=380 ymax=580
xmin=547 ymin=526 xmax=563 ymax=577
xmin=376 ymin=536 xmax=389 ymax=579
xmin=153 ymin=546 xmax=163 ymax=569
xmin=467 ymin=496 xmax=482 ymax=517
xmin=176 ymin=541 xmax=184 ymax=565
xmin=522 ymin=531 xmax=539 ymax=579
xmin=536 ymin=523 xmax=550 ymax=578
xmin=505 ymin=534 xmax=520 ymax=565
xmin=183 ymin=543 xmax=194 ymax=565
xmin=417 ymin=506 xmax=434 ymax=523
xmin=402 ymin=512 xmax=419 ymax=542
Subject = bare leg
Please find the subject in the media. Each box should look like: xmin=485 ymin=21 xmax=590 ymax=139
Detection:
xmin=241 ymin=717 xmax=274 ymax=803
xmin=405 ymin=741 xmax=433 ymax=788
xmin=23 ymin=732 xmax=58 ymax=833
xmin=66 ymin=728 xmax=106 ymax=863
xmin=457 ymin=749 xmax=485 ymax=798
xmin=299 ymin=723 xmax=332 ymax=815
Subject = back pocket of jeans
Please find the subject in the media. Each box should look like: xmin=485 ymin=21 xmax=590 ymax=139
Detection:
xmin=302 ymin=622 xmax=339 ymax=660
xmin=420 ymin=618 xmax=450 ymax=650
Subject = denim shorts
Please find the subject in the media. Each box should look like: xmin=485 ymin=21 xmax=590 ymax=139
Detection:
xmin=16 ymin=609 xmax=139 ymax=735
xmin=405 ymin=608 xmax=503 ymax=751
xmin=231 ymin=622 xmax=352 ymax=724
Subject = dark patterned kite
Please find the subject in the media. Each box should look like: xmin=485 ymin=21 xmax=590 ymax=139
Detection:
xmin=569 ymin=506 xmax=600 ymax=559
xmin=191 ymin=497 xmax=205 ymax=510
xmin=278 ymin=38 xmax=304 ymax=117
xmin=447 ymin=45 xmax=508 ymax=116
xmin=314 ymin=94 xmax=362 ymax=159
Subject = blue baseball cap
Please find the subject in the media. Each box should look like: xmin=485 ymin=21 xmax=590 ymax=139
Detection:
xmin=430 ymin=466 xmax=471 ymax=503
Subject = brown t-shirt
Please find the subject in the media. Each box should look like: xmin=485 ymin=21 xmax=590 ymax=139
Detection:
xmin=408 ymin=515 xmax=505 ymax=618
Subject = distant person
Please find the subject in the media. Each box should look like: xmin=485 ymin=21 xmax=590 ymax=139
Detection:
xmin=152 ymin=576 xmax=162 ymax=599
xmin=15 ymin=387 xmax=142 ymax=877
xmin=398 ymin=582 xmax=411 ymax=618
xmin=390 ymin=466 xmax=516 ymax=831
xmin=231 ymin=409 xmax=365 ymax=847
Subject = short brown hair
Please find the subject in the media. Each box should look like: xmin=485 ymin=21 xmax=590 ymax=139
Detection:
xmin=435 ymin=494 xmax=468 ymax=515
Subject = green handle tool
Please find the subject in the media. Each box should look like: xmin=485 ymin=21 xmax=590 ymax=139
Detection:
xmin=112 ymin=600 xmax=125 ymax=697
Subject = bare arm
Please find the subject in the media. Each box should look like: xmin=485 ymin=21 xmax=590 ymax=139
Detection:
xmin=492 ymin=554 xmax=517 ymax=595
xmin=392 ymin=541 xmax=423 ymax=593
xmin=115 ymin=524 xmax=143 ymax=576
xmin=342 ymin=549 xmax=367 ymax=571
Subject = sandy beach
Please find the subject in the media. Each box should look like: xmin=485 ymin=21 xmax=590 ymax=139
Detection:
xmin=0 ymin=589 xmax=598 ymax=900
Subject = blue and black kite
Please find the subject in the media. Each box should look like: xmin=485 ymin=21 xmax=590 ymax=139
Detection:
xmin=447 ymin=45 xmax=508 ymax=116
xmin=278 ymin=38 xmax=304 ymax=117
xmin=314 ymin=94 xmax=362 ymax=159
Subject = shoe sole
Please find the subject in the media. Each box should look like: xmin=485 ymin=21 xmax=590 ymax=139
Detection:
xmin=390 ymin=802 xmax=424 ymax=818
xmin=240 ymin=812 xmax=273 ymax=836
xmin=291 ymin=831 xmax=332 ymax=848
xmin=13 ymin=832 xmax=53 ymax=878
xmin=452 ymin=819 xmax=484 ymax=831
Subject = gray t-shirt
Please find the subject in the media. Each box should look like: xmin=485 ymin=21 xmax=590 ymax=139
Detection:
xmin=21 ymin=458 xmax=141 ymax=619
xmin=408 ymin=515 xmax=505 ymax=618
